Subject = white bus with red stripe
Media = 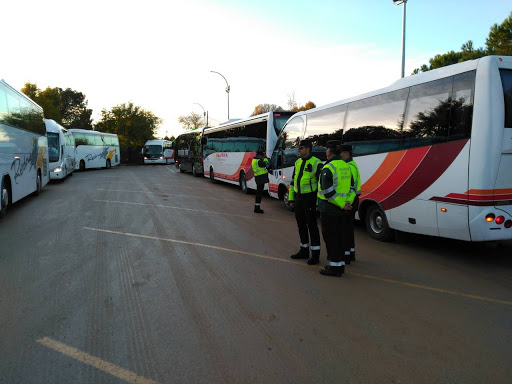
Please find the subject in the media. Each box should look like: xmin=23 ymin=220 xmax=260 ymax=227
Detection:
xmin=268 ymin=56 xmax=512 ymax=242
xmin=202 ymin=111 xmax=294 ymax=193
xmin=142 ymin=139 xmax=174 ymax=164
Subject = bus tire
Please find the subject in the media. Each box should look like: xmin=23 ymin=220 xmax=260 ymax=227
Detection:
xmin=209 ymin=167 xmax=217 ymax=183
xmin=106 ymin=159 xmax=111 ymax=169
xmin=283 ymin=188 xmax=294 ymax=212
xmin=80 ymin=160 xmax=85 ymax=171
xmin=179 ymin=165 xmax=185 ymax=173
xmin=239 ymin=172 xmax=248 ymax=194
xmin=365 ymin=203 xmax=394 ymax=241
xmin=1 ymin=177 xmax=9 ymax=217
xmin=192 ymin=166 xmax=200 ymax=177
xmin=34 ymin=172 xmax=42 ymax=196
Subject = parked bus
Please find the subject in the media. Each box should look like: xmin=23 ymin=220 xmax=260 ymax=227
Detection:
xmin=142 ymin=139 xmax=174 ymax=164
xmin=174 ymin=129 xmax=204 ymax=176
xmin=0 ymin=79 xmax=49 ymax=216
xmin=45 ymin=119 xmax=75 ymax=180
xmin=68 ymin=129 xmax=120 ymax=171
xmin=202 ymin=111 xmax=294 ymax=193
xmin=268 ymin=56 xmax=512 ymax=242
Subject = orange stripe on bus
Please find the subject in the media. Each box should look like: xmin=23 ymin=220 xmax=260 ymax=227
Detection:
xmin=467 ymin=188 xmax=512 ymax=195
xmin=361 ymin=151 xmax=406 ymax=198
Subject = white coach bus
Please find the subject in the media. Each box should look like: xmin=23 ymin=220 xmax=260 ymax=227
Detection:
xmin=0 ymin=79 xmax=49 ymax=216
xmin=142 ymin=139 xmax=174 ymax=164
xmin=45 ymin=119 xmax=75 ymax=180
xmin=202 ymin=111 xmax=294 ymax=193
xmin=68 ymin=129 xmax=120 ymax=171
xmin=268 ymin=56 xmax=512 ymax=242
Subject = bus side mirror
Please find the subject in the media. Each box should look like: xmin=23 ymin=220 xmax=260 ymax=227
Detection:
xmin=141 ymin=148 xmax=144 ymax=155
xmin=200 ymin=137 xmax=207 ymax=145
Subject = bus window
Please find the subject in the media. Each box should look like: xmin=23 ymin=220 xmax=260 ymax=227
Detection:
xmin=303 ymin=104 xmax=347 ymax=148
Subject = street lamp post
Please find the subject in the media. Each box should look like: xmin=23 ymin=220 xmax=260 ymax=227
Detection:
xmin=210 ymin=71 xmax=230 ymax=120
xmin=193 ymin=103 xmax=208 ymax=127
xmin=393 ymin=0 xmax=407 ymax=78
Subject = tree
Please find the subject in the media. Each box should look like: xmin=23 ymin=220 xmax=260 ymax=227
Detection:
xmin=287 ymin=92 xmax=298 ymax=110
xmin=177 ymin=112 xmax=204 ymax=130
xmin=20 ymin=83 xmax=93 ymax=129
xmin=250 ymin=104 xmax=283 ymax=116
xmin=486 ymin=11 xmax=512 ymax=55
xmin=412 ymin=12 xmax=512 ymax=74
xmin=292 ymin=101 xmax=316 ymax=111
xmin=94 ymin=102 xmax=161 ymax=149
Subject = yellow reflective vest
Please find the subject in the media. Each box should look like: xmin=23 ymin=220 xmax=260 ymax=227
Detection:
xmin=318 ymin=159 xmax=355 ymax=210
xmin=252 ymin=158 xmax=269 ymax=177
xmin=288 ymin=156 xmax=323 ymax=201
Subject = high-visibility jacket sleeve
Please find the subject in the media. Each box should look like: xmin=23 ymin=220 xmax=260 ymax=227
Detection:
xmin=289 ymin=167 xmax=296 ymax=202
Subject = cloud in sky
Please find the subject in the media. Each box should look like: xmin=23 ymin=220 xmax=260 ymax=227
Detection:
xmin=1 ymin=0 xmax=431 ymax=138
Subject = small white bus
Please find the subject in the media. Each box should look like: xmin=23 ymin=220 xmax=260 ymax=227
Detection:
xmin=142 ymin=139 xmax=174 ymax=164
xmin=269 ymin=56 xmax=512 ymax=242
xmin=45 ymin=119 xmax=75 ymax=180
xmin=1 ymin=79 xmax=49 ymax=216
xmin=68 ymin=129 xmax=120 ymax=171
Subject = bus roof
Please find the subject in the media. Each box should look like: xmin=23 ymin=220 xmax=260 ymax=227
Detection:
xmin=144 ymin=139 xmax=172 ymax=145
xmin=286 ymin=56 xmax=504 ymax=120
xmin=0 ymin=79 xmax=44 ymax=112
xmin=204 ymin=111 xmax=294 ymax=136
xmin=68 ymin=128 xmax=118 ymax=136
xmin=45 ymin=119 xmax=67 ymax=134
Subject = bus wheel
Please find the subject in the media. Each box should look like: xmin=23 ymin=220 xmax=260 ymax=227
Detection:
xmin=209 ymin=167 xmax=217 ymax=183
xmin=34 ymin=172 xmax=42 ymax=196
xmin=365 ymin=204 xmax=394 ymax=241
xmin=106 ymin=159 xmax=111 ymax=169
xmin=283 ymin=189 xmax=294 ymax=212
xmin=192 ymin=166 xmax=200 ymax=177
xmin=239 ymin=172 xmax=248 ymax=194
xmin=80 ymin=160 xmax=85 ymax=171
xmin=1 ymin=178 xmax=9 ymax=217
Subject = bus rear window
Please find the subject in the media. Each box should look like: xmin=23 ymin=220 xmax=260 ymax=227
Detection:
xmin=500 ymin=69 xmax=512 ymax=128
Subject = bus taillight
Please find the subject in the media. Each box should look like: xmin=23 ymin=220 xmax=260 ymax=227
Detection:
xmin=485 ymin=213 xmax=495 ymax=222
xmin=505 ymin=220 xmax=512 ymax=229
xmin=495 ymin=216 xmax=505 ymax=225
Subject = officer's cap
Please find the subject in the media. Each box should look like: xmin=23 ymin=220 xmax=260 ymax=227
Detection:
xmin=341 ymin=144 xmax=352 ymax=152
xmin=299 ymin=139 xmax=312 ymax=149
xmin=256 ymin=151 xmax=264 ymax=156
xmin=325 ymin=140 xmax=341 ymax=150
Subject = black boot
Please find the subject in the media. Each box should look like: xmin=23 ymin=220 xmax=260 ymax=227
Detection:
xmin=307 ymin=249 xmax=320 ymax=265
xmin=254 ymin=206 xmax=264 ymax=214
xmin=350 ymin=250 xmax=356 ymax=262
xmin=320 ymin=265 xmax=344 ymax=277
xmin=290 ymin=247 xmax=309 ymax=259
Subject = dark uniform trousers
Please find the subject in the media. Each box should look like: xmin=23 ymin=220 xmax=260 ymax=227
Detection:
xmin=255 ymin=184 xmax=265 ymax=204
xmin=294 ymin=192 xmax=320 ymax=247
xmin=346 ymin=195 xmax=359 ymax=252
xmin=321 ymin=211 xmax=351 ymax=263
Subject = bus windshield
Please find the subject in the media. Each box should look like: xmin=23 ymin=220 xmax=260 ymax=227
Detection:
xmin=144 ymin=145 xmax=163 ymax=155
xmin=274 ymin=114 xmax=291 ymax=135
xmin=47 ymin=132 xmax=60 ymax=163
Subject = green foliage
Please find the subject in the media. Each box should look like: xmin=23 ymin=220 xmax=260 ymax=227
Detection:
xmin=486 ymin=12 xmax=512 ymax=55
xmin=94 ymin=102 xmax=161 ymax=149
xmin=413 ymin=12 xmax=512 ymax=74
xmin=20 ymin=83 xmax=93 ymax=129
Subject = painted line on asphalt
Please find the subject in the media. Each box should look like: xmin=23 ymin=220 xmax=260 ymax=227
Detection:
xmin=36 ymin=337 xmax=157 ymax=384
xmin=83 ymin=227 xmax=512 ymax=307
xmin=348 ymin=272 xmax=512 ymax=307
xmin=94 ymin=199 xmax=294 ymax=224
xmin=165 ymin=166 xmax=176 ymax=173
xmin=83 ymin=227 xmax=305 ymax=265
xmin=97 ymin=189 xmax=244 ymax=201
xmin=73 ymin=179 xmax=196 ymax=189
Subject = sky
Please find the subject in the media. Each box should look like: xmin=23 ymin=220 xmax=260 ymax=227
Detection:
xmin=2 ymin=0 xmax=511 ymax=138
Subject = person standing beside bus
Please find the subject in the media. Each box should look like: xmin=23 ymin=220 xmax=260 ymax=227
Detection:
xmin=252 ymin=151 xmax=269 ymax=214
xmin=318 ymin=140 xmax=355 ymax=277
xmin=288 ymin=140 xmax=323 ymax=265
xmin=341 ymin=145 xmax=360 ymax=264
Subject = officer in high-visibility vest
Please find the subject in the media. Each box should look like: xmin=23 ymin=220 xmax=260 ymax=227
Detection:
xmin=341 ymin=144 xmax=360 ymax=263
xmin=252 ymin=151 xmax=269 ymax=214
xmin=318 ymin=140 xmax=355 ymax=277
xmin=288 ymin=140 xmax=323 ymax=265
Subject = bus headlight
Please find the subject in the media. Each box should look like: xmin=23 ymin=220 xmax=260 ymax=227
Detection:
xmin=53 ymin=167 xmax=62 ymax=173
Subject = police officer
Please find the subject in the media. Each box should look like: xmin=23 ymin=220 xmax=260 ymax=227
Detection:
xmin=318 ymin=140 xmax=355 ymax=277
xmin=341 ymin=144 xmax=360 ymax=263
xmin=288 ymin=140 xmax=323 ymax=265
xmin=252 ymin=151 xmax=269 ymax=214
